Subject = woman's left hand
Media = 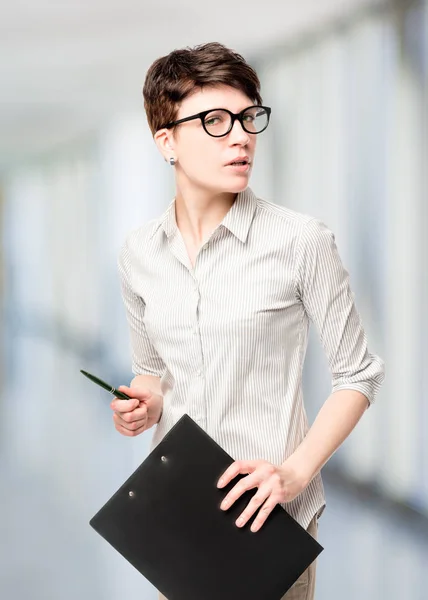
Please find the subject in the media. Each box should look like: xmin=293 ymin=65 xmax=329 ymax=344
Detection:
xmin=217 ymin=459 xmax=309 ymax=533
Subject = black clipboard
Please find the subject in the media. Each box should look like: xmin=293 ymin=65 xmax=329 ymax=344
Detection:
xmin=90 ymin=414 xmax=323 ymax=600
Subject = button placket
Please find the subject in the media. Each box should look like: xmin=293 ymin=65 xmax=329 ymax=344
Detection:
xmin=189 ymin=264 xmax=206 ymax=427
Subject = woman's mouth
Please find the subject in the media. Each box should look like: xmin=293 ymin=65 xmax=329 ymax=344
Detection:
xmin=226 ymin=158 xmax=251 ymax=172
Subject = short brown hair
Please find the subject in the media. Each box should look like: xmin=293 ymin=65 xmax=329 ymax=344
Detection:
xmin=143 ymin=42 xmax=262 ymax=135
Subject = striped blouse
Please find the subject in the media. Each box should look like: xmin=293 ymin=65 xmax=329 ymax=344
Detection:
xmin=117 ymin=186 xmax=385 ymax=529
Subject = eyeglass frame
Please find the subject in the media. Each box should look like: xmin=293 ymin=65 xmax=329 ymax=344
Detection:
xmin=159 ymin=105 xmax=272 ymax=138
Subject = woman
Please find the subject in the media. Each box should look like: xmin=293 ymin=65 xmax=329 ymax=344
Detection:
xmin=111 ymin=42 xmax=385 ymax=600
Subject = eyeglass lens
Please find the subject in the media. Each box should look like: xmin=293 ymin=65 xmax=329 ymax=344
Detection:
xmin=203 ymin=107 xmax=269 ymax=136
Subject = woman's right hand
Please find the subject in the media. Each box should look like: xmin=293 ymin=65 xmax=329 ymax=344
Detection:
xmin=110 ymin=385 xmax=163 ymax=437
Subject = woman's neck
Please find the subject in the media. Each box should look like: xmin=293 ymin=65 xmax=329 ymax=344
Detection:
xmin=174 ymin=183 xmax=237 ymax=247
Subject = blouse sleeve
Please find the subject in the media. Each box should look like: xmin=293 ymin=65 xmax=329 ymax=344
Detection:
xmin=117 ymin=240 xmax=166 ymax=378
xmin=295 ymin=218 xmax=385 ymax=405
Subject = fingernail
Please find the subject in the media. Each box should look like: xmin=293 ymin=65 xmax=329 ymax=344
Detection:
xmin=221 ymin=499 xmax=229 ymax=510
xmin=217 ymin=478 xmax=224 ymax=487
xmin=237 ymin=517 xmax=244 ymax=527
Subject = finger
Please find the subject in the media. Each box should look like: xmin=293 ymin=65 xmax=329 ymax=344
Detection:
xmin=118 ymin=385 xmax=152 ymax=401
xmin=118 ymin=404 xmax=148 ymax=424
xmin=235 ymin=486 xmax=272 ymax=528
xmin=114 ymin=421 xmax=147 ymax=437
xmin=249 ymin=498 xmax=278 ymax=533
xmin=217 ymin=460 xmax=258 ymax=488
xmin=220 ymin=472 xmax=261 ymax=510
xmin=110 ymin=398 xmax=139 ymax=413
xmin=113 ymin=412 xmax=147 ymax=431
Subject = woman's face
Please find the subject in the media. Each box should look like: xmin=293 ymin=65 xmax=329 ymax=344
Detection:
xmin=160 ymin=85 xmax=258 ymax=196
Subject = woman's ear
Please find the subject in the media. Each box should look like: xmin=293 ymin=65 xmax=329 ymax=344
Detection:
xmin=154 ymin=129 xmax=174 ymax=161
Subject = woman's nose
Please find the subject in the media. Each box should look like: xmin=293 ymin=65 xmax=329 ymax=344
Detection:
xmin=229 ymin=118 xmax=250 ymax=145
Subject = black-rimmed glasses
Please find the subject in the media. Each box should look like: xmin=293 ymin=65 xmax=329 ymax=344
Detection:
xmin=160 ymin=105 xmax=271 ymax=138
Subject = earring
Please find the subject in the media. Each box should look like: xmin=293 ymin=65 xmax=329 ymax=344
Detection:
xmin=169 ymin=157 xmax=176 ymax=166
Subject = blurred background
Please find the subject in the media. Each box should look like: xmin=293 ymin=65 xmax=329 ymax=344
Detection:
xmin=1 ymin=0 xmax=427 ymax=598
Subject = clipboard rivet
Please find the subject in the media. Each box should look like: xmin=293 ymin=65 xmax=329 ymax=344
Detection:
xmin=129 ymin=491 xmax=135 ymax=497
xmin=161 ymin=455 xmax=167 ymax=462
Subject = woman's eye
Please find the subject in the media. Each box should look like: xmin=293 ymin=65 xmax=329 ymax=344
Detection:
xmin=205 ymin=117 xmax=222 ymax=126
xmin=243 ymin=114 xmax=255 ymax=122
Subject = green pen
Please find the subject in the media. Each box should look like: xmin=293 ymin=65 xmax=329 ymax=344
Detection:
xmin=80 ymin=369 xmax=132 ymax=400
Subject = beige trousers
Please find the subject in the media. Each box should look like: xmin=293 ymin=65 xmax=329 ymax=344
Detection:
xmin=158 ymin=515 xmax=318 ymax=600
